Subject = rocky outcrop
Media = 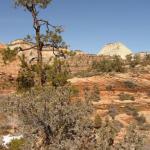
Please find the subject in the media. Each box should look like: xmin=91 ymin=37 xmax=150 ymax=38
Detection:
xmin=8 ymin=39 xmax=70 ymax=63
xmin=98 ymin=42 xmax=132 ymax=59
xmin=69 ymin=72 xmax=150 ymax=125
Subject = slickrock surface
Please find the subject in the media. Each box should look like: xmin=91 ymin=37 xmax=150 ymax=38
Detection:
xmin=98 ymin=42 xmax=132 ymax=59
xmin=69 ymin=73 xmax=150 ymax=124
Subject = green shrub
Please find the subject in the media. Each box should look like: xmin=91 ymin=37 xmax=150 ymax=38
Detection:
xmin=106 ymin=85 xmax=113 ymax=91
xmin=90 ymin=84 xmax=100 ymax=102
xmin=17 ymin=69 xmax=35 ymax=92
xmin=108 ymin=105 xmax=118 ymax=120
xmin=94 ymin=114 xmax=102 ymax=128
xmin=124 ymin=106 xmax=138 ymax=117
xmin=135 ymin=115 xmax=146 ymax=125
xmin=1 ymin=47 xmax=18 ymax=64
xmin=2 ymin=86 xmax=146 ymax=150
xmin=119 ymin=93 xmax=135 ymax=101
xmin=92 ymin=56 xmax=125 ymax=73
xmin=139 ymin=123 xmax=150 ymax=131
xmin=46 ymin=58 xmax=69 ymax=87
xmin=124 ymin=80 xmax=137 ymax=89
xmin=8 ymin=139 xmax=25 ymax=150
xmin=129 ymin=55 xmax=141 ymax=68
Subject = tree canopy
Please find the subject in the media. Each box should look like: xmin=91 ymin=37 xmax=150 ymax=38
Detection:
xmin=14 ymin=0 xmax=52 ymax=9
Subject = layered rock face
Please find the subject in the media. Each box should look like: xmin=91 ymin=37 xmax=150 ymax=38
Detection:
xmin=8 ymin=39 xmax=69 ymax=63
xmin=98 ymin=42 xmax=132 ymax=59
xmin=0 ymin=39 xmax=70 ymax=77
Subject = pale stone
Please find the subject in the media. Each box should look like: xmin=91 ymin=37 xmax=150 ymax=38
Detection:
xmin=98 ymin=42 xmax=132 ymax=59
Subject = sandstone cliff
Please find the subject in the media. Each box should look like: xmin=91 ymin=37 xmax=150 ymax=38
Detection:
xmin=98 ymin=42 xmax=132 ymax=59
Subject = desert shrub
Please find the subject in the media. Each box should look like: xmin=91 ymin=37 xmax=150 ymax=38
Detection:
xmin=139 ymin=123 xmax=150 ymax=131
xmin=92 ymin=59 xmax=113 ymax=72
xmin=2 ymin=86 xmax=147 ymax=149
xmin=129 ymin=54 xmax=141 ymax=68
xmin=126 ymin=54 xmax=132 ymax=64
xmin=124 ymin=106 xmax=138 ymax=117
xmin=74 ymin=70 xmax=97 ymax=78
xmin=144 ymin=54 xmax=150 ymax=65
xmin=90 ymin=84 xmax=100 ymax=102
xmin=1 ymin=47 xmax=18 ymax=64
xmin=83 ymin=85 xmax=100 ymax=102
xmin=17 ymin=69 xmax=35 ymax=92
xmin=45 ymin=58 xmax=69 ymax=87
xmin=106 ymin=85 xmax=113 ymax=91
xmin=119 ymin=92 xmax=135 ymax=101
xmin=112 ymin=55 xmax=125 ymax=72
xmin=16 ymin=55 xmax=35 ymax=91
xmin=108 ymin=105 xmax=118 ymax=120
xmin=92 ymin=56 xmax=125 ymax=73
xmin=124 ymin=80 xmax=137 ymax=89
xmin=135 ymin=115 xmax=146 ymax=126
xmin=16 ymin=56 xmax=70 ymax=91
xmin=69 ymin=85 xmax=79 ymax=97
xmin=124 ymin=106 xmax=145 ymax=125
xmin=15 ymin=86 xmax=122 ymax=149
xmin=115 ymin=124 xmax=145 ymax=150
xmin=83 ymin=86 xmax=91 ymax=101
xmin=8 ymin=139 xmax=25 ymax=150
xmin=94 ymin=114 xmax=102 ymax=129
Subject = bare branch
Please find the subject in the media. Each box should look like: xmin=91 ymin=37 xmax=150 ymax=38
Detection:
xmin=17 ymin=45 xmax=38 ymax=52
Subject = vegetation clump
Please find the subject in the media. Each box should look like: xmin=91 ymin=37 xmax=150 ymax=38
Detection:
xmin=119 ymin=92 xmax=135 ymax=101
xmin=12 ymin=87 xmax=138 ymax=149
xmin=1 ymin=47 xmax=18 ymax=64
xmin=8 ymin=138 xmax=25 ymax=150
xmin=92 ymin=56 xmax=125 ymax=73
xmin=124 ymin=80 xmax=137 ymax=89
xmin=90 ymin=84 xmax=101 ymax=102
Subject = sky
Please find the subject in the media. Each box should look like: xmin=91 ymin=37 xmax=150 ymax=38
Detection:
xmin=0 ymin=0 xmax=150 ymax=54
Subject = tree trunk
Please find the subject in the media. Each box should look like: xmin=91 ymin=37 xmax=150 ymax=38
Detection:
xmin=36 ymin=28 xmax=43 ymax=86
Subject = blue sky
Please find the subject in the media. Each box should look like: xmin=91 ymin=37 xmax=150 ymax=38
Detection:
xmin=0 ymin=0 xmax=150 ymax=54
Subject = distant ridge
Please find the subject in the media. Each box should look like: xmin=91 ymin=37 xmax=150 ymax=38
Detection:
xmin=97 ymin=42 xmax=132 ymax=59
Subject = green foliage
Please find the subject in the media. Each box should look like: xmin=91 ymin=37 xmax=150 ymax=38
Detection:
xmin=127 ymin=54 xmax=141 ymax=68
xmin=69 ymin=85 xmax=79 ymax=96
xmin=108 ymin=105 xmax=118 ymax=120
xmin=13 ymin=0 xmax=67 ymax=87
xmin=83 ymin=85 xmax=100 ymax=102
xmin=124 ymin=106 xmax=138 ymax=117
xmin=17 ymin=69 xmax=35 ymax=92
xmin=16 ymin=55 xmax=69 ymax=91
xmin=1 ymin=47 xmax=17 ymax=64
xmin=135 ymin=115 xmax=146 ymax=126
xmin=17 ymin=86 xmax=122 ymax=149
xmin=90 ymin=84 xmax=100 ymax=102
xmin=142 ymin=54 xmax=150 ymax=66
xmin=126 ymin=54 xmax=132 ymax=64
xmin=66 ymin=50 xmax=76 ymax=56
xmin=8 ymin=139 xmax=25 ymax=150
xmin=92 ymin=56 xmax=125 ymax=73
xmin=16 ymin=55 xmax=35 ymax=92
xmin=124 ymin=106 xmax=146 ymax=125
xmin=115 ymin=124 xmax=145 ymax=150
xmin=14 ymin=0 xmax=52 ymax=9
xmin=94 ymin=114 xmax=102 ymax=128
xmin=106 ymin=84 xmax=113 ymax=91
xmin=119 ymin=92 xmax=135 ymax=101
xmin=124 ymin=80 xmax=137 ymax=89
xmin=45 ymin=58 xmax=69 ymax=87
xmin=2 ymin=87 xmax=147 ymax=150
xmin=126 ymin=53 xmax=150 ymax=68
